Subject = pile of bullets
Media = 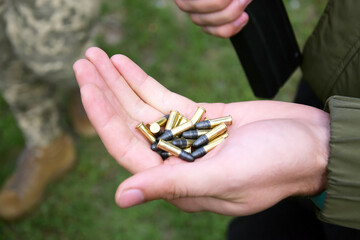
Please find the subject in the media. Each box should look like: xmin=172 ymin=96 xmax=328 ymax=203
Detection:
xmin=136 ymin=106 xmax=231 ymax=162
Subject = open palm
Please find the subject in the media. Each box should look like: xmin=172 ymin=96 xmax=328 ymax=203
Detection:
xmin=73 ymin=47 xmax=329 ymax=215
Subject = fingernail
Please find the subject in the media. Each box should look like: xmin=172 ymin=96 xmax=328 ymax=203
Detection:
xmin=117 ymin=189 xmax=145 ymax=208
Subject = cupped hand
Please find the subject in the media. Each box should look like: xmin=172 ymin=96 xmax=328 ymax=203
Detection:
xmin=73 ymin=47 xmax=330 ymax=216
xmin=175 ymin=0 xmax=252 ymax=38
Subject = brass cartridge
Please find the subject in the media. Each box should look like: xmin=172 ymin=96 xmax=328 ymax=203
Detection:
xmin=184 ymin=147 xmax=192 ymax=153
xmin=173 ymin=114 xmax=184 ymax=128
xmin=136 ymin=122 xmax=156 ymax=143
xmin=179 ymin=116 xmax=190 ymax=125
xmin=204 ymin=132 xmax=228 ymax=151
xmin=191 ymin=132 xmax=228 ymax=159
xmin=149 ymin=114 xmax=169 ymax=135
xmin=172 ymin=138 xmax=196 ymax=149
xmin=165 ymin=110 xmax=179 ymax=130
xmin=149 ymin=124 xmax=162 ymax=136
xmin=195 ymin=115 xmax=232 ymax=129
xmin=158 ymin=120 xmax=194 ymax=141
xmin=192 ymin=123 xmax=227 ymax=148
xmin=171 ymin=121 xmax=194 ymax=137
xmin=157 ymin=139 xmax=194 ymax=162
xmin=190 ymin=106 xmax=206 ymax=124
xmin=182 ymin=129 xmax=210 ymax=139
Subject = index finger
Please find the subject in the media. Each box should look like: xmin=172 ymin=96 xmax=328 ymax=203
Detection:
xmin=110 ymin=54 xmax=199 ymax=118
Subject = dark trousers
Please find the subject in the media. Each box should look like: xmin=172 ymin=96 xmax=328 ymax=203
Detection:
xmin=227 ymin=80 xmax=360 ymax=240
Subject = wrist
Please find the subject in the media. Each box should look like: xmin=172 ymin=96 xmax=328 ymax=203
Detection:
xmin=291 ymin=115 xmax=330 ymax=197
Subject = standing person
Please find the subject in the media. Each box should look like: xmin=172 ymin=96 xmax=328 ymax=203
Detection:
xmin=73 ymin=0 xmax=360 ymax=238
xmin=0 ymin=0 xmax=99 ymax=220
xmin=175 ymin=0 xmax=360 ymax=238
xmin=174 ymin=0 xmax=360 ymax=238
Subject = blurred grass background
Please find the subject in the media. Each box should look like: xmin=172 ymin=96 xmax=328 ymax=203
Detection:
xmin=0 ymin=0 xmax=326 ymax=239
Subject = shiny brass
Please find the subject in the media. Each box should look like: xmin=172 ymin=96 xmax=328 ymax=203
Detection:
xmin=190 ymin=106 xmax=206 ymax=124
xmin=165 ymin=110 xmax=179 ymax=130
xmin=157 ymin=139 xmax=182 ymax=156
xmin=172 ymin=138 xmax=196 ymax=148
xmin=149 ymin=115 xmax=168 ymax=135
xmin=155 ymin=115 xmax=169 ymax=126
xmin=173 ymin=114 xmax=183 ymax=128
xmin=136 ymin=122 xmax=156 ymax=143
xmin=149 ymin=123 xmax=161 ymax=136
xmin=171 ymin=121 xmax=194 ymax=137
xmin=184 ymin=147 xmax=192 ymax=153
xmin=197 ymin=129 xmax=211 ymax=136
xmin=209 ymin=115 xmax=232 ymax=128
xmin=203 ymin=132 xmax=228 ymax=152
xmin=205 ymin=123 xmax=227 ymax=142
xmin=179 ymin=116 xmax=190 ymax=125
xmin=183 ymin=139 xmax=195 ymax=148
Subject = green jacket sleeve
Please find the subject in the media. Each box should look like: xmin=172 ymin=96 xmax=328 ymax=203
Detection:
xmin=301 ymin=0 xmax=360 ymax=102
xmin=318 ymin=96 xmax=360 ymax=230
xmin=301 ymin=0 xmax=360 ymax=229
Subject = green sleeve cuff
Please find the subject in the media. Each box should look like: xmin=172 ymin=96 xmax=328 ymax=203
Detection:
xmin=318 ymin=95 xmax=360 ymax=230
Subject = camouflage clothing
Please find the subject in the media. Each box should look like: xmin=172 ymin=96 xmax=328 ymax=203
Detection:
xmin=0 ymin=0 xmax=99 ymax=147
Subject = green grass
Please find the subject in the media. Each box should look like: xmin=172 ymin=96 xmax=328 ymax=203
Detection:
xmin=0 ymin=0 xmax=326 ymax=239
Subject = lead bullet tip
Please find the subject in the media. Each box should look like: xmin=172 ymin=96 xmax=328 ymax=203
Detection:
xmin=193 ymin=135 xmax=208 ymax=148
xmin=157 ymin=130 xmax=174 ymax=141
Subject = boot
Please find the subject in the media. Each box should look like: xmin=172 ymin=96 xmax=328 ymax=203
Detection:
xmin=69 ymin=91 xmax=96 ymax=137
xmin=0 ymin=133 xmax=76 ymax=220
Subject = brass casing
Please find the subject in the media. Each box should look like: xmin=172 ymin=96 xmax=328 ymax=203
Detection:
xmin=180 ymin=116 xmax=189 ymax=125
xmin=149 ymin=114 xmax=168 ymax=135
xmin=150 ymin=115 xmax=168 ymax=127
xmin=209 ymin=115 xmax=232 ymax=128
xmin=149 ymin=123 xmax=161 ymax=136
xmin=165 ymin=110 xmax=179 ymax=130
xmin=157 ymin=139 xmax=181 ymax=156
xmin=190 ymin=106 xmax=206 ymax=124
xmin=183 ymin=139 xmax=195 ymax=148
xmin=205 ymin=123 xmax=227 ymax=142
xmin=136 ymin=122 xmax=156 ymax=143
xmin=171 ymin=121 xmax=194 ymax=137
xmin=173 ymin=114 xmax=183 ymax=128
xmin=184 ymin=147 xmax=192 ymax=153
xmin=203 ymin=132 xmax=228 ymax=152
xmin=197 ymin=129 xmax=211 ymax=136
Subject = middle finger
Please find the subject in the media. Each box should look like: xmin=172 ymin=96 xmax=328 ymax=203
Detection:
xmin=85 ymin=47 xmax=162 ymax=122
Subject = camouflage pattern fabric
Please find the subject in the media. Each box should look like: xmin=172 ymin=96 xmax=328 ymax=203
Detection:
xmin=0 ymin=0 xmax=99 ymax=148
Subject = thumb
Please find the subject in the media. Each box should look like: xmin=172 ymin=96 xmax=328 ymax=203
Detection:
xmin=115 ymin=161 xmax=220 ymax=208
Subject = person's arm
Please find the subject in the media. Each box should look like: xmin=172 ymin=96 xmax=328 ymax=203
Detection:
xmin=313 ymin=96 xmax=360 ymax=230
xmin=301 ymin=0 xmax=360 ymax=229
xmin=73 ymin=47 xmax=330 ymax=217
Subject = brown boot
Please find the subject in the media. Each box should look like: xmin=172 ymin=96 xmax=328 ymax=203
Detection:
xmin=69 ymin=91 xmax=96 ymax=137
xmin=0 ymin=133 xmax=76 ymax=221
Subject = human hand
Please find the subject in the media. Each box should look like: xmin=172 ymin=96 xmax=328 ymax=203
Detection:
xmin=174 ymin=0 xmax=252 ymax=38
xmin=73 ymin=47 xmax=330 ymax=216
xmin=73 ymin=47 xmax=230 ymax=173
